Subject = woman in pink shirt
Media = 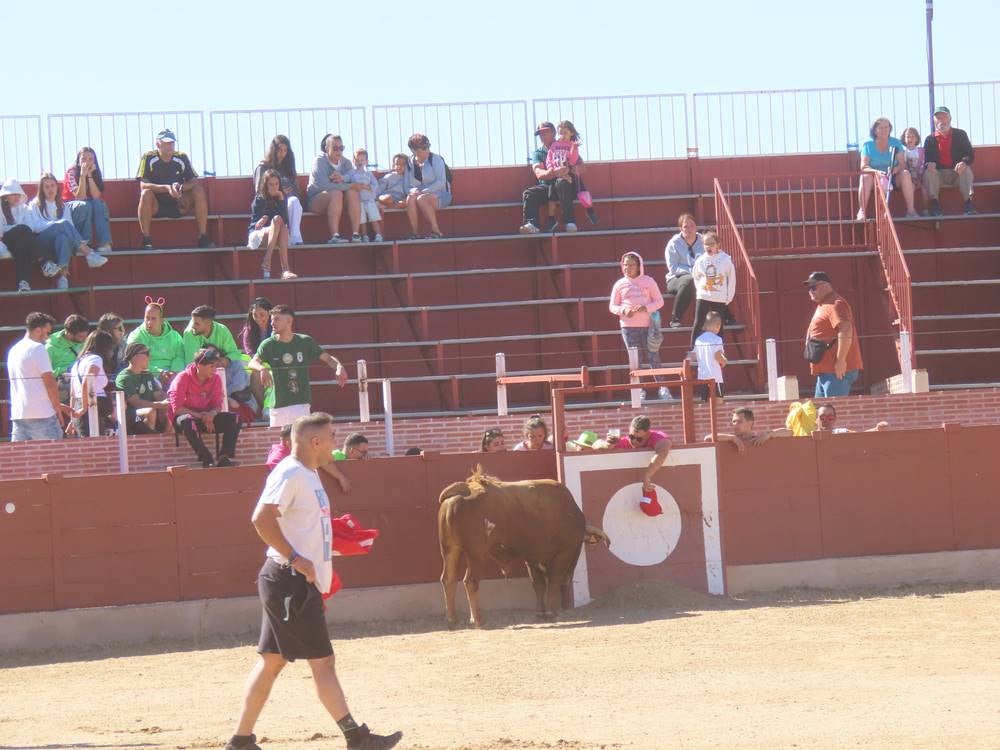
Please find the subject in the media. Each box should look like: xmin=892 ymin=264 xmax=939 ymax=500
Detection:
xmin=609 ymin=251 xmax=666 ymax=396
xmin=168 ymin=347 xmax=240 ymax=468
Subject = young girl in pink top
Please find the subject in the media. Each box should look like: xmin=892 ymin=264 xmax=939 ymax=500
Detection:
xmin=544 ymin=120 xmax=583 ymax=232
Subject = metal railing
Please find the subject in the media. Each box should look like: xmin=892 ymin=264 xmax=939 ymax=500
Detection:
xmin=0 ymin=115 xmax=44 ymax=181
xmin=209 ymin=107 xmax=367 ymax=177
xmin=531 ymin=94 xmax=688 ymax=161
xmin=371 ymin=100 xmax=530 ymax=169
xmin=693 ymin=87 xmax=849 ymax=156
xmin=713 ymin=178 xmax=764 ymax=385
xmin=717 ymin=173 xmax=867 ymax=253
xmin=873 ymin=180 xmax=914 ymax=369
xmin=47 ymin=110 xmax=209 ymax=180
xmin=854 ymin=81 xmax=1000 ymax=146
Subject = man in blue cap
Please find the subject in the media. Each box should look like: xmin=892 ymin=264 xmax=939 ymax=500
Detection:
xmin=923 ymin=106 xmax=976 ymax=216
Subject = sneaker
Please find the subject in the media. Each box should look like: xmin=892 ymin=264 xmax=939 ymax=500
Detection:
xmin=406 ymin=234 xmax=420 ymax=240
xmin=669 ymin=316 xmax=681 ymax=329
xmin=927 ymin=200 xmax=943 ymax=217
xmin=546 ymin=218 xmax=559 ymax=232
xmin=201 ymin=458 xmax=216 ymax=469
xmin=328 ymin=234 xmax=344 ymax=244
xmin=361 ymin=234 xmax=370 ymax=243
xmin=96 ymin=243 xmax=112 ymax=252
xmin=85 ymin=251 xmax=108 ymax=268
xmin=216 ymin=456 xmax=235 ymax=468
xmin=346 ymin=725 xmax=403 ymax=750
xmin=905 ymin=211 xmax=920 ymax=218
xmin=964 ymin=199 xmax=977 ymax=216
xmin=658 ymin=386 xmax=675 ymax=401
xmin=281 ymin=270 xmax=298 ymax=280
xmin=373 ymin=233 xmax=383 ymax=242
xmin=565 ymin=222 xmax=578 ymax=233
xmin=428 ymin=231 xmax=444 ymax=239
xmin=856 ymin=209 xmax=866 ymax=221
xmin=197 ymin=234 xmax=216 ymax=249
xmin=142 ymin=236 xmax=154 ymax=249
xmin=17 ymin=280 xmax=31 ymax=292
xmin=0 ymin=244 xmax=11 ymax=260
xmin=519 ymin=222 xmax=540 ymax=234
xmin=350 ymin=233 xmax=362 ymax=243
xmin=56 ymin=276 xmax=69 ymax=290
xmin=261 ymin=268 xmax=271 ymax=279
xmin=41 ymin=261 xmax=60 ymax=277
xmin=223 ymin=734 xmax=260 ymax=750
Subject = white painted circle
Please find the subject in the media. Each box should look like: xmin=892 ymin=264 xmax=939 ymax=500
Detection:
xmin=601 ymin=483 xmax=682 ymax=567
xmin=3 ymin=502 xmax=14 ymax=514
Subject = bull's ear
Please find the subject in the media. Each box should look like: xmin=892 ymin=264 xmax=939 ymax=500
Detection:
xmin=438 ymin=481 xmax=471 ymax=504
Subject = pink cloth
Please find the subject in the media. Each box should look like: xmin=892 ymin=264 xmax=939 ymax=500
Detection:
xmin=167 ymin=363 xmax=224 ymax=420
xmin=265 ymin=442 xmax=290 ymax=470
xmin=613 ymin=429 xmax=670 ymax=450
xmin=544 ymin=140 xmax=579 ymax=171
xmin=609 ymin=252 xmax=664 ymax=328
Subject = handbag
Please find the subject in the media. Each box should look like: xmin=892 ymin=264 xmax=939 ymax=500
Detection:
xmin=803 ymin=337 xmax=833 ymax=364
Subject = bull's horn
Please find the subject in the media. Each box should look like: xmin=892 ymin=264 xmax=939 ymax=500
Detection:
xmin=583 ymin=525 xmax=611 ymax=548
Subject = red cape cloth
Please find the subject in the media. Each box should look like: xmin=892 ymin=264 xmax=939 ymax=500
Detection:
xmin=323 ymin=514 xmax=380 ymax=600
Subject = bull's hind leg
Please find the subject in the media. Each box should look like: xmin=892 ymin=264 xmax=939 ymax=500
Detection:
xmin=464 ymin=555 xmax=486 ymax=628
xmin=441 ymin=547 xmax=466 ymax=629
xmin=525 ymin=561 xmax=550 ymax=620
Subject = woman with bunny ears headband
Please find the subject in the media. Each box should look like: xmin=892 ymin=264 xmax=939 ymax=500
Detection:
xmin=125 ymin=295 xmax=186 ymax=386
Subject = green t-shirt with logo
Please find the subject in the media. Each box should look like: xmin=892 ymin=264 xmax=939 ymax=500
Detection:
xmin=115 ymin=369 xmax=161 ymax=401
xmin=255 ymin=333 xmax=325 ymax=409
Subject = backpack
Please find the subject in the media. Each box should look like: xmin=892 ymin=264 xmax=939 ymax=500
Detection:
xmin=411 ymin=152 xmax=453 ymax=194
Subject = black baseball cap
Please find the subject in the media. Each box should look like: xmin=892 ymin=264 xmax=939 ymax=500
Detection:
xmin=534 ymin=121 xmax=555 ymax=136
xmin=802 ymin=271 xmax=832 ymax=286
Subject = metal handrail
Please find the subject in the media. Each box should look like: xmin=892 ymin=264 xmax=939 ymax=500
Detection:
xmin=873 ymin=180 xmax=914 ymax=368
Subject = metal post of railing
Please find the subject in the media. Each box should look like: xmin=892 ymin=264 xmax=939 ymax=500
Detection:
xmin=357 ymin=360 xmax=370 ymax=423
xmin=496 ymin=352 xmax=508 ymax=417
xmin=86 ymin=373 xmax=99 ymax=438
xmin=766 ymin=338 xmax=779 ymax=401
xmin=899 ymin=331 xmax=914 ymax=394
xmin=382 ymin=380 xmax=394 ymax=456
xmin=627 ymin=347 xmax=641 ymax=409
xmin=218 ymin=369 xmax=229 ymax=412
xmin=114 ymin=390 xmax=129 ymax=473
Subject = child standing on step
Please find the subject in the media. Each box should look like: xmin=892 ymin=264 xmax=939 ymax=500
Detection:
xmin=693 ymin=310 xmax=727 ymax=401
xmin=248 ymin=169 xmax=297 ymax=280
xmin=352 ymin=148 xmax=383 ymax=242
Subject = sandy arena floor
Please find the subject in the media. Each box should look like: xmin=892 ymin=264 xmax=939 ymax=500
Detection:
xmin=3 ymin=581 xmax=1000 ymax=750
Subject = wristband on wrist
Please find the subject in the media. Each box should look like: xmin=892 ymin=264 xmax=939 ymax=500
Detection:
xmin=287 ymin=551 xmax=299 ymax=565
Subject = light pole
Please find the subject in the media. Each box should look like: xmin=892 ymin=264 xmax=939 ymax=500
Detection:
xmin=926 ymin=0 xmax=935 ymax=132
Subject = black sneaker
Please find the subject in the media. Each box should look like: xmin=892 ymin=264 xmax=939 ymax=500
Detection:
xmin=197 ymin=234 xmax=217 ymax=249
xmin=142 ymin=236 xmax=154 ymax=249
xmin=927 ymin=199 xmax=943 ymax=217
xmin=224 ymin=734 xmax=260 ymax=750
xmin=216 ymin=456 xmax=235 ymax=468
xmin=346 ymin=725 xmax=403 ymax=750
xmin=964 ymin=199 xmax=977 ymax=216
xmin=201 ymin=457 xmax=216 ymax=469
xmin=669 ymin=316 xmax=681 ymax=329
xmin=546 ymin=217 xmax=559 ymax=233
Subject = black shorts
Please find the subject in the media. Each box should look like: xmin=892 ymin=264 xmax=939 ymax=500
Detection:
xmin=696 ymin=382 xmax=725 ymax=402
xmin=256 ymin=558 xmax=333 ymax=661
xmin=154 ymin=194 xmax=182 ymax=219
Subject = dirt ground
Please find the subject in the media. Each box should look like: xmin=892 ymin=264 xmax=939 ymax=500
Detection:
xmin=3 ymin=581 xmax=1000 ymax=750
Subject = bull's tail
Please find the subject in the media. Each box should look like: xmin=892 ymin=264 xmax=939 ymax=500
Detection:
xmin=583 ymin=525 xmax=610 ymax=548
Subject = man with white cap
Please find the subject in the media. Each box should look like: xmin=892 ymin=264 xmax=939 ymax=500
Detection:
xmin=923 ymin=106 xmax=976 ymax=216
xmin=136 ymin=128 xmax=214 ymax=249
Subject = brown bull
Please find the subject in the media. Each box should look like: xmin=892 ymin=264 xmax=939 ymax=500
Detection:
xmin=438 ymin=466 xmax=610 ymax=628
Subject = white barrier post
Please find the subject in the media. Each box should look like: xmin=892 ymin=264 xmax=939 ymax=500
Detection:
xmin=218 ymin=369 xmax=229 ymax=412
xmin=627 ymin=347 xmax=642 ymax=409
xmin=899 ymin=331 xmax=914 ymax=395
xmin=114 ymin=390 xmax=129 ymax=473
xmin=496 ymin=352 xmax=508 ymax=417
xmin=766 ymin=338 xmax=778 ymax=401
xmin=86 ymin=373 xmax=99 ymax=437
xmin=357 ymin=360 xmax=370 ymax=423
xmin=382 ymin=380 xmax=395 ymax=456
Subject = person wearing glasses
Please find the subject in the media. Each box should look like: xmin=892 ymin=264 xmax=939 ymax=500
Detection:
xmin=803 ymin=271 xmax=863 ymax=398
xmin=333 ymin=432 xmax=370 ymax=461
xmin=403 ymin=133 xmax=451 ymax=240
xmin=815 ymin=403 xmax=888 ymax=434
xmin=481 ymin=428 xmax=507 ymax=452
xmin=97 ymin=312 xmax=128 ymax=375
xmin=306 ymin=134 xmax=365 ymax=243
xmin=606 ymin=415 xmax=671 ymax=492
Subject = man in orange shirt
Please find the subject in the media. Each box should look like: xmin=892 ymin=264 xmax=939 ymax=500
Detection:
xmin=803 ymin=272 xmax=863 ymax=397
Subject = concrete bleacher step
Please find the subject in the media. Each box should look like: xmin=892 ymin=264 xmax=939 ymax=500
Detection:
xmin=895 ymin=214 xmax=1000 ymax=250
xmin=911 ymin=278 xmax=1000 ymax=316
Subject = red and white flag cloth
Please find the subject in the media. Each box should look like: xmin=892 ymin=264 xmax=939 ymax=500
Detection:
xmin=324 ymin=514 xmax=381 ymax=600
xmin=639 ymin=487 xmax=663 ymax=517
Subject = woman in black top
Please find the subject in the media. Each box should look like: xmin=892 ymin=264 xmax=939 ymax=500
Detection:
xmin=249 ymin=169 xmax=297 ymax=280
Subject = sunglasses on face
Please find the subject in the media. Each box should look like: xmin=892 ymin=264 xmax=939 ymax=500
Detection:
xmin=330 ymin=145 xmax=345 ymax=152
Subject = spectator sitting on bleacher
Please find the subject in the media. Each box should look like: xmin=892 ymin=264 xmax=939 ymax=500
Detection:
xmin=168 ymin=346 xmax=240 ymax=468
xmin=610 ymin=251 xmax=669 ymax=400
xmin=1 ymin=179 xmax=51 ymax=292
xmin=901 ymin=128 xmax=926 ymax=198
xmin=182 ymin=305 xmax=251 ymax=405
xmin=136 ymin=128 xmax=215 ymax=250
xmin=924 ymin=106 xmax=976 ymax=216
xmin=27 ymin=172 xmax=108 ymax=290
xmin=116 ymin=342 xmax=170 ymax=434
xmin=543 ymin=121 xmax=583 ymax=233
xmin=333 ymin=432 xmax=369 ymax=460
xmin=68 ymin=329 xmax=117 ymax=437
xmin=709 ymin=406 xmax=792 ymax=454
xmin=815 ymin=403 xmax=888 ymax=434
xmin=45 ymin=314 xmax=90 ymax=402
xmin=481 ymin=428 xmax=506 ymax=452
xmin=690 ymin=230 xmax=735 ymax=347
xmin=512 ymin=414 xmax=554 ymax=451
xmin=664 ymin=213 xmax=704 ymax=328
xmin=377 ymin=153 xmax=409 ymax=211
xmin=404 ymin=133 xmax=451 ymax=240
xmin=520 ymin=121 xmax=559 ymax=235
xmin=265 ymin=424 xmax=292 ymax=470
xmin=254 ymin=135 xmax=303 ymax=245
xmin=307 ymin=133 xmax=364 ymax=244
xmin=248 ymin=169 xmax=297 ymax=280
xmin=62 ymin=146 xmax=112 ymax=252
xmin=97 ymin=312 xmax=128 ymax=375
xmin=857 ymin=117 xmax=917 ymax=220
xmin=126 ymin=297 xmax=185 ymax=386
xmin=240 ymin=297 xmax=273 ymax=412
xmin=7 ymin=312 xmax=65 ymax=441
xmin=352 ymin=148 xmax=383 ymax=242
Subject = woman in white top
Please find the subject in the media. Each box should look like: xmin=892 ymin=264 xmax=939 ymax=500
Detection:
xmin=69 ymin=329 xmax=117 ymax=437
xmin=27 ymin=172 xmax=108 ymax=289
xmin=690 ymin=230 xmax=736 ymax=347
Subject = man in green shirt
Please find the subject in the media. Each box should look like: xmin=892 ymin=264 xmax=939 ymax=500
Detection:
xmin=249 ymin=304 xmax=348 ymax=428
xmin=115 ymin=342 xmax=170 ymax=433
xmin=45 ymin=314 xmax=89 ymax=402
xmin=332 ymin=433 xmax=369 ymax=461
xmin=182 ymin=304 xmax=250 ymax=398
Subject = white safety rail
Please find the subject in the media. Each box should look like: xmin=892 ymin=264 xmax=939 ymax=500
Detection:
xmin=854 ymin=80 xmax=1000 ymax=146
xmin=531 ymin=94 xmax=688 ymax=161
xmin=0 ymin=115 xmax=44 ymax=181
xmin=47 ymin=110 xmax=209 ymax=180
xmin=693 ymin=87 xmax=850 ymax=156
xmin=371 ymin=100 xmax=530 ymax=169
xmin=356 ymin=360 xmax=395 ymax=456
xmin=209 ymin=107 xmax=368 ymax=177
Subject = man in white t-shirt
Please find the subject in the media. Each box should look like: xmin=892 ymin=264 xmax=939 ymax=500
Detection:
xmin=6 ymin=312 xmax=65 ymax=441
xmin=226 ymin=412 xmax=401 ymax=750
